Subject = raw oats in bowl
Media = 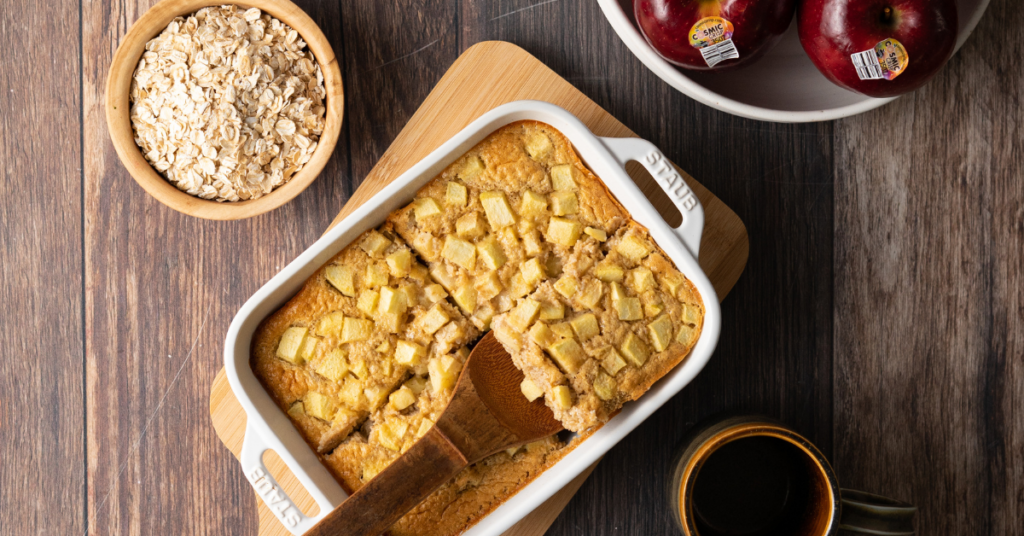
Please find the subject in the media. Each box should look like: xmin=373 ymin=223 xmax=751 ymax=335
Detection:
xmin=106 ymin=0 xmax=343 ymax=220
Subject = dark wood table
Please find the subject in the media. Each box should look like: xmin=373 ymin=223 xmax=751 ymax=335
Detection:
xmin=3 ymin=0 xmax=1021 ymax=534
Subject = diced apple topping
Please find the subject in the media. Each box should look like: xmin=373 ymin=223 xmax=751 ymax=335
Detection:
xmin=435 ymin=321 xmax=465 ymax=349
xmin=520 ymin=191 xmax=548 ymax=219
xmin=452 ymin=285 xmax=477 ymax=314
xmin=472 ymin=302 xmax=496 ymax=330
xmin=550 ymin=191 xmax=579 ymax=216
xmin=409 ymin=263 xmax=429 ymax=283
xmin=424 ymin=283 xmax=448 ymax=303
xmin=550 ymin=322 xmax=575 ymax=340
xmin=429 ymin=264 xmax=457 ymax=291
xmin=313 ymin=348 xmax=349 ymax=381
xmin=539 ymin=301 xmax=565 ymax=320
xmin=460 ymin=155 xmax=485 ymax=178
xmin=546 ymin=339 xmax=586 ymax=374
xmin=601 ymin=348 xmax=627 ymax=376
xmin=376 ymin=341 xmax=392 ymax=353
xmin=570 ymin=314 xmax=600 ymax=341
xmin=593 ymin=372 xmax=617 ymax=401
xmin=520 ymin=379 xmax=544 ymax=402
xmin=365 ymin=263 xmax=390 ymax=288
xmin=476 ymin=271 xmax=503 ymax=300
xmin=595 ymin=262 xmax=625 ymax=282
xmin=551 ymin=385 xmax=573 ymax=409
xmin=616 ymin=234 xmax=653 ymax=263
xmin=364 ymin=385 xmax=391 ymax=411
xmin=480 ymin=191 xmax=516 ymax=228
xmin=413 ymin=197 xmax=442 ymax=222
xmin=415 ymin=304 xmax=450 ymax=335
xmin=525 ymin=132 xmax=553 ymax=159
xmin=547 ymin=217 xmax=582 ymax=247
xmin=340 ymin=317 xmax=374 ymax=343
xmin=456 ymin=212 xmax=487 ymax=239
xmin=676 ymin=325 xmax=696 ymax=345
xmin=522 ymin=230 xmax=544 ymax=257
xmin=507 ymin=299 xmax=542 ymax=332
xmin=498 ymin=226 xmax=520 ymax=249
xmin=389 ymin=385 xmax=417 ymax=411
xmin=554 ymin=275 xmax=579 ymax=299
xmin=379 ymin=312 xmax=405 ymax=334
xmin=447 ymin=181 xmax=468 ymax=207
xmin=305 ymin=391 xmax=337 ymax=422
xmin=416 ymin=418 xmax=434 ymax=438
xmin=476 ymin=238 xmax=506 ymax=270
xmin=352 ymin=291 xmax=376 ymax=317
xmin=348 ymin=356 xmax=369 ymax=380
xmin=340 ymin=377 xmax=367 ymax=409
xmin=394 ymin=340 xmax=426 ymax=366
xmin=615 ymin=297 xmax=643 ymax=321
xmin=404 ymin=376 xmax=427 ymax=395
xmin=609 ymin=281 xmax=627 ymax=301
xmin=584 ymin=227 xmax=607 ymax=242
xmin=521 ymin=257 xmax=546 ymax=286
xmin=630 ymin=267 xmax=656 ymax=293
xmin=660 ymin=271 xmax=685 ymax=296
xmin=287 ymin=401 xmax=305 ymax=418
xmin=529 ymin=322 xmax=559 ymax=348
xmin=400 ymin=283 xmax=420 ymax=310
xmin=299 ymin=335 xmax=319 ymax=362
xmin=316 ymin=311 xmax=346 ymax=336
xmin=378 ymin=420 xmax=409 ymax=452
xmin=620 ymin=333 xmax=649 ymax=366
xmin=648 ymin=315 xmax=674 ymax=352
xmin=429 ymin=354 xmax=463 ymax=393
xmin=276 ymin=326 xmax=308 ymax=364
xmin=385 ymin=249 xmax=412 ymax=278
xmin=412 ymin=233 xmax=439 ymax=261
xmin=325 ymin=265 xmax=356 ymax=297
xmin=442 ymin=236 xmax=477 ymax=270
xmin=550 ymin=164 xmax=576 ymax=191
xmin=683 ymin=303 xmax=701 ymax=324
xmin=576 ymin=279 xmax=605 ymax=309
xmin=378 ymin=286 xmax=408 ymax=315
xmin=645 ymin=303 xmax=665 ymax=317
xmin=508 ymin=272 xmax=530 ymax=299
xmin=359 ymin=230 xmax=392 ymax=258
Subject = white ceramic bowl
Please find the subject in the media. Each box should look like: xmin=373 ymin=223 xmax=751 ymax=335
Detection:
xmin=598 ymin=0 xmax=990 ymax=122
xmin=224 ymin=101 xmax=722 ymax=535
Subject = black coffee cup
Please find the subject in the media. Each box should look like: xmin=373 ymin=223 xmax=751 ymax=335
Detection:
xmin=668 ymin=414 xmax=916 ymax=536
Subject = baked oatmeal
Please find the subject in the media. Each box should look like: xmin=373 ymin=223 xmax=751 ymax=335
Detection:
xmin=251 ymin=121 xmax=704 ymax=535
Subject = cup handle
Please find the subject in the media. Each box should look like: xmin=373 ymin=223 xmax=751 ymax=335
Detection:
xmin=838 ymin=489 xmax=917 ymax=535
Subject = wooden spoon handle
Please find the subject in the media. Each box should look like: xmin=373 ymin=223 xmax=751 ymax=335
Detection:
xmin=306 ymin=426 xmax=468 ymax=536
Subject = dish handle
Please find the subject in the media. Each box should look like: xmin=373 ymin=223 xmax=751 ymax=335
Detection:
xmin=599 ymin=137 xmax=705 ymax=259
xmin=240 ymin=422 xmax=333 ymax=535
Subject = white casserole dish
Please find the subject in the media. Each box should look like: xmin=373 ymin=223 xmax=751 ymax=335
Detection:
xmin=223 ymin=100 xmax=722 ymax=535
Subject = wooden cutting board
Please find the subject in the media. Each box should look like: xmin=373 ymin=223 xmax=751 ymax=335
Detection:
xmin=209 ymin=41 xmax=748 ymax=536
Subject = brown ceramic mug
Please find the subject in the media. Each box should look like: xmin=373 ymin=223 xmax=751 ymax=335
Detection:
xmin=668 ymin=414 xmax=916 ymax=536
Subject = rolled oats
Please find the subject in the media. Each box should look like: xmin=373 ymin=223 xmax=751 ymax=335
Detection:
xmin=130 ymin=5 xmax=327 ymax=202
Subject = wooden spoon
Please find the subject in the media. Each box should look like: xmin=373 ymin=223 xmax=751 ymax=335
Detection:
xmin=306 ymin=332 xmax=564 ymax=536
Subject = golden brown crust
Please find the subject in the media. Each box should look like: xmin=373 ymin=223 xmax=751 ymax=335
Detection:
xmin=250 ymin=121 xmax=704 ymax=535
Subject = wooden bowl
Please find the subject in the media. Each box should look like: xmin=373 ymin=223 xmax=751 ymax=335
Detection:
xmin=105 ymin=0 xmax=344 ymax=220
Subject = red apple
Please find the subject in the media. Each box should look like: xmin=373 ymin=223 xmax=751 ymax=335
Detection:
xmin=634 ymin=0 xmax=797 ymax=71
xmin=798 ymin=0 xmax=958 ymax=97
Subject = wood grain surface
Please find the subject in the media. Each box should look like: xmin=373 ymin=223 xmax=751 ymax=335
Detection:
xmin=3 ymin=0 xmax=1022 ymax=535
xmin=832 ymin=1 xmax=1024 ymax=534
xmin=0 ymin=0 xmax=85 ymax=534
